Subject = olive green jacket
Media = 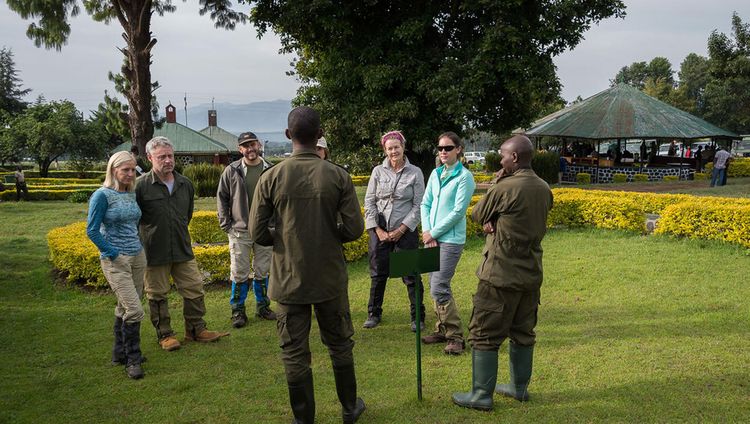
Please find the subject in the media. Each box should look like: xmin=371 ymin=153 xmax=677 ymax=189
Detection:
xmin=135 ymin=170 xmax=195 ymax=266
xmin=249 ymin=148 xmax=364 ymax=304
xmin=471 ymin=168 xmax=553 ymax=291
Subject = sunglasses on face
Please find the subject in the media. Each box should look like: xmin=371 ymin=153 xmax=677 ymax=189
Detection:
xmin=437 ymin=145 xmax=456 ymax=152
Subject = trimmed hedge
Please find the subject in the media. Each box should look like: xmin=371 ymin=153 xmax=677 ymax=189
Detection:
xmin=655 ymin=201 xmax=750 ymax=248
xmin=613 ymin=173 xmax=628 ymax=183
xmin=633 ymin=173 xmax=649 ymax=182
xmin=0 ymin=188 xmax=96 ymax=201
xmin=49 ymin=210 xmax=371 ymax=288
xmin=705 ymin=157 xmax=750 ymax=177
xmin=531 ymin=151 xmax=560 ymax=185
xmin=576 ymin=173 xmax=591 ymax=184
xmin=663 ymin=175 xmax=679 ymax=182
xmin=3 ymin=170 xmax=106 ymax=179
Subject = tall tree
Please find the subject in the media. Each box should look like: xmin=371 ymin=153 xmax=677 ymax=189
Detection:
xmin=612 ymin=57 xmax=674 ymax=89
xmin=248 ymin=0 xmax=626 ymax=172
xmin=677 ymin=52 xmax=710 ymax=113
xmin=6 ymin=99 xmax=87 ymax=176
xmin=0 ymin=47 xmax=32 ymax=116
xmin=703 ymin=12 xmax=750 ymax=134
xmin=6 ymin=0 xmax=247 ymax=155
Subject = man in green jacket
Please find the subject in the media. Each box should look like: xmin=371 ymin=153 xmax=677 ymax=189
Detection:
xmin=452 ymin=135 xmax=553 ymax=410
xmin=136 ymin=136 xmax=229 ymax=351
xmin=250 ymin=106 xmax=366 ymax=424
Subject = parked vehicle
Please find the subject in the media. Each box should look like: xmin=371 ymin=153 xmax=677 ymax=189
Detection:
xmin=464 ymin=151 xmax=486 ymax=164
xmin=732 ymin=137 xmax=750 ymax=157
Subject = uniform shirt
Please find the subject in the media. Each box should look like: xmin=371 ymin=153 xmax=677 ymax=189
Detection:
xmin=363 ymin=157 xmax=424 ymax=232
xmin=86 ymin=187 xmax=143 ymax=260
xmin=250 ymin=147 xmax=364 ymax=304
xmin=135 ymin=170 xmax=195 ymax=266
xmin=241 ymin=160 xmax=264 ymax=208
xmin=471 ymin=168 xmax=553 ymax=291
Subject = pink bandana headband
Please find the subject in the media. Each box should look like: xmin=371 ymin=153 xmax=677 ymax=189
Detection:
xmin=380 ymin=130 xmax=406 ymax=148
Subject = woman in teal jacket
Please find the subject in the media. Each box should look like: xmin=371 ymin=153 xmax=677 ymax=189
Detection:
xmin=420 ymin=131 xmax=476 ymax=355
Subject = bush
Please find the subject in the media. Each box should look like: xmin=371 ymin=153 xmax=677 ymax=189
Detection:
xmin=633 ymin=173 xmax=649 ymax=182
xmin=531 ymin=151 xmax=559 ymax=184
xmin=485 ymin=151 xmax=501 ymax=172
xmin=576 ymin=173 xmax=591 ymax=184
xmin=613 ymin=173 xmax=628 ymax=183
xmin=656 ymin=200 xmax=750 ymax=248
xmin=183 ymin=163 xmax=224 ymax=197
xmin=0 ymin=188 xmax=96 ymax=201
xmin=68 ymin=190 xmax=94 ymax=203
xmin=663 ymin=175 xmax=679 ymax=182
xmin=705 ymin=157 xmax=750 ymax=177
xmin=694 ymin=172 xmax=709 ymax=180
xmin=350 ymin=175 xmax=370 ymax=186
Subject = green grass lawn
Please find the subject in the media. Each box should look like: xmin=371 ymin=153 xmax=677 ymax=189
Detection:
xmin=1 ymin=200 xmax=749 ymax=423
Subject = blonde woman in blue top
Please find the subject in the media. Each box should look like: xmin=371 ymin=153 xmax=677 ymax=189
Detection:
xmin=420 ymin=132 xmax=476 ymax=355
xmin=86 ymin=151 xmax=147 ymax=379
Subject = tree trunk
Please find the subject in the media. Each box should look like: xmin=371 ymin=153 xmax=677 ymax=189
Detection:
xmin=114 ymin=1 xmax=156 ymax=157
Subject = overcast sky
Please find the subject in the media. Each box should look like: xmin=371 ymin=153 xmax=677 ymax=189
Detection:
xmin=2 ymin=0 xmax=749 ymax=117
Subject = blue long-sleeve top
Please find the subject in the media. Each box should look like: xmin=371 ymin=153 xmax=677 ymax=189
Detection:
xmin=86 ymin=187 xmax=143 ymax=260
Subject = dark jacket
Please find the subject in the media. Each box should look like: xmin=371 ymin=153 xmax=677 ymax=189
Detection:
xmin=250 ymin=148 xmax=364 ymax=304
xmin=471 ymin=168 xmax=553 ymax=291
xmin=135 ymin=170 xmax=195 ymax=266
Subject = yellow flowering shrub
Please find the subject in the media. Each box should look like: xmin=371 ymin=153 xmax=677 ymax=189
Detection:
xmin=49 ymin=208 xmax=372 ymax=287
xmin=350 ymin=175 xmax=370 ymax=186
xmin=663 ymin=175 xmax=679 ymax=181
xmin=576 ymin=173 xmax=591 ymax=184
xmin=633 ymin=173 xmax=649 ymax=182
xmin=613 ymin=173 xmax=628 ymax=183
xmin=474 ymin=174 xmax=494 ymax=184
xmin=0 ymin=189 xmax=94 ymax=201
xmin=656 ymin=201 xmax=750 ymax=248
xmin=705 ymin=157 xmax=750 ymax=177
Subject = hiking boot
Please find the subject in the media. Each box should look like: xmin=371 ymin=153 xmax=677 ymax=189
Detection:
xmin=231 ymin=310 xmax=248 ymax=328
xmin=185 ymin=329 xmax=230 ymax=343
xmin=158 ymin=336 xmax=181 ymax=351
xmin=421 ymin=332 xmax=447 ymax=344
xmin=125 ymin=363 xmax=145 ymax=380
xmin=256 ymin=306 xmax=277 ymax=321
xmin=362 ymin=315 xmax=381 ymax=329
xmin=410 ymin=321 xmax=426 ymax=333
xmin=444 ymin=339 xmax=465 ymax=355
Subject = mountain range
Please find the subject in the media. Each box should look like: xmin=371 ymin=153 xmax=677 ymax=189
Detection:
xmin=183 ymin=99 xmax=292 ymax=136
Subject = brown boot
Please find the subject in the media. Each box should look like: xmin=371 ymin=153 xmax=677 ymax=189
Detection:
xmin=421 ymin=332 xmax=447 ymax=344
xmin=444 ymin=339 xmax=465 ymax=355
xmin=185 ymin=328 xmax=230 ymax=343
xmin=158 ymin=336 xmax=181 ymax=351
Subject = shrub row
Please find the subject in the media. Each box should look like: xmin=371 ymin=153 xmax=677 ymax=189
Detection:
xmin=2 ymin=170 xmax=105 ymax=179
xmin=1 ymin=188 xmax=95 ymax=201
xmin=705 ymin=157 xmax=750 ymax=177
xmin=48 ymin=211 xmax=371 ymax=288
xmin=547 ymin=188 xmax=750 ymax=247
xmin=25 ymin=177 xmax=102 ymax=185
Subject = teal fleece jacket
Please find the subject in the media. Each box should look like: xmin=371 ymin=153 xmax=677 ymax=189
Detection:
xmin=420 ymin=163 xmax=476 ymax=244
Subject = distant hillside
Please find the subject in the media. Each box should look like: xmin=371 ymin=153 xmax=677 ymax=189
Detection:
xmin=185 ymin=99 xmax=292 ymax=135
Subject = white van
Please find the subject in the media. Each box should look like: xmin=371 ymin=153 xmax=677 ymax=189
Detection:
xmin=464 ymin=151 xmax=486 ymax=164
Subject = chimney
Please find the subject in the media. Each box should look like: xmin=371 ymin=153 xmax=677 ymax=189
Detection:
xmin=208 ymin=110 xmax=217 ymax=127
xmin=166 ymin=104 xmax=176 ymax=123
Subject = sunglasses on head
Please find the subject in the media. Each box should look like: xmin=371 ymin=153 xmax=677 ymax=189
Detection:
xmin=437 ymin=145 xmax=456 ymax=152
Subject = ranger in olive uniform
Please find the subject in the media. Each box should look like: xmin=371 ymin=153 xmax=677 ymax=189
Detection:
xmin=249 ymin=106 xmax=366 ymax=424
xmin=136 ymin=136 xmax=229 ymax=351
xmin=452 ymin=135 xmax=553 ymax=410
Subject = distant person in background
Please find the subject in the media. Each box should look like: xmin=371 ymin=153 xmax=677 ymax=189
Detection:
xmin=694 ymin=146 xmax=703 ymax=172
xmin=86 ymin=151 xmax=147 ymax=379
xmin=668 ymin=140 xmax=677 ymax=157
xmin=316 ymin=137 xmax=330 ymax=160
xmin=648 ymin=141 xmax=658 ymax=164
xmin=216 ymin=132 xmax=276 ymax=329
xmin=710 ymin=146 xmax=731 ymax=187
xmin=14 ymin=166 xmax=28 ymax=201
xmin=639 ymin=141 xmax=647 ymax=163
xmin=558 ymin=155 xmax=568 ymax=184
xmin=362 ymin=130 xmax=426 ymax=332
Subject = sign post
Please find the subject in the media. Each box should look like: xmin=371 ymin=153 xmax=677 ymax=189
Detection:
xmin=389 ymin=246 xmax=440 ymax=401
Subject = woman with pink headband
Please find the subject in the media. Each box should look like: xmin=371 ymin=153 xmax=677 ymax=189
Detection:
xmin=362 ymin=130 xmax=426 ymax=332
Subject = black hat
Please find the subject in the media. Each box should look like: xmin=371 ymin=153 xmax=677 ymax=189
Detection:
xmin=238 ymin=132 xmax=259 ymax=145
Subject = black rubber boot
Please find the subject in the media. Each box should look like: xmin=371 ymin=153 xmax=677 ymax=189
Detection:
xmin=111 ymin=316 xmax=126 ymax=366
xmin=495 ymin=343 xmax=533 ymax=401
xmin=122 ymin=321 xmax=145 ymax=380
xmin=452 ymin=349 xmax=498 ymax=410
xmin=288 ymin=370 xmax=315 ymax=424
xmin=333 ymin=363 xmax=366 ymax=424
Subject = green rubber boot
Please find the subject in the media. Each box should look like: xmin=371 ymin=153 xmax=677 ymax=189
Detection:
xmin=495 ymin=343 xmax=533 ymax=402
xmin=452 ymin=349 xmax=498 ymax=411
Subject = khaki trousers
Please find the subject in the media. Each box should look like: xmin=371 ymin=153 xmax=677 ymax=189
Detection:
xmin=100 ymin=250 xmax=147 ymax=324
xmin=144 ymin=259 xmax=204 ymax=301
xmin=227 ymin=229 xmax=272 ymax=282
